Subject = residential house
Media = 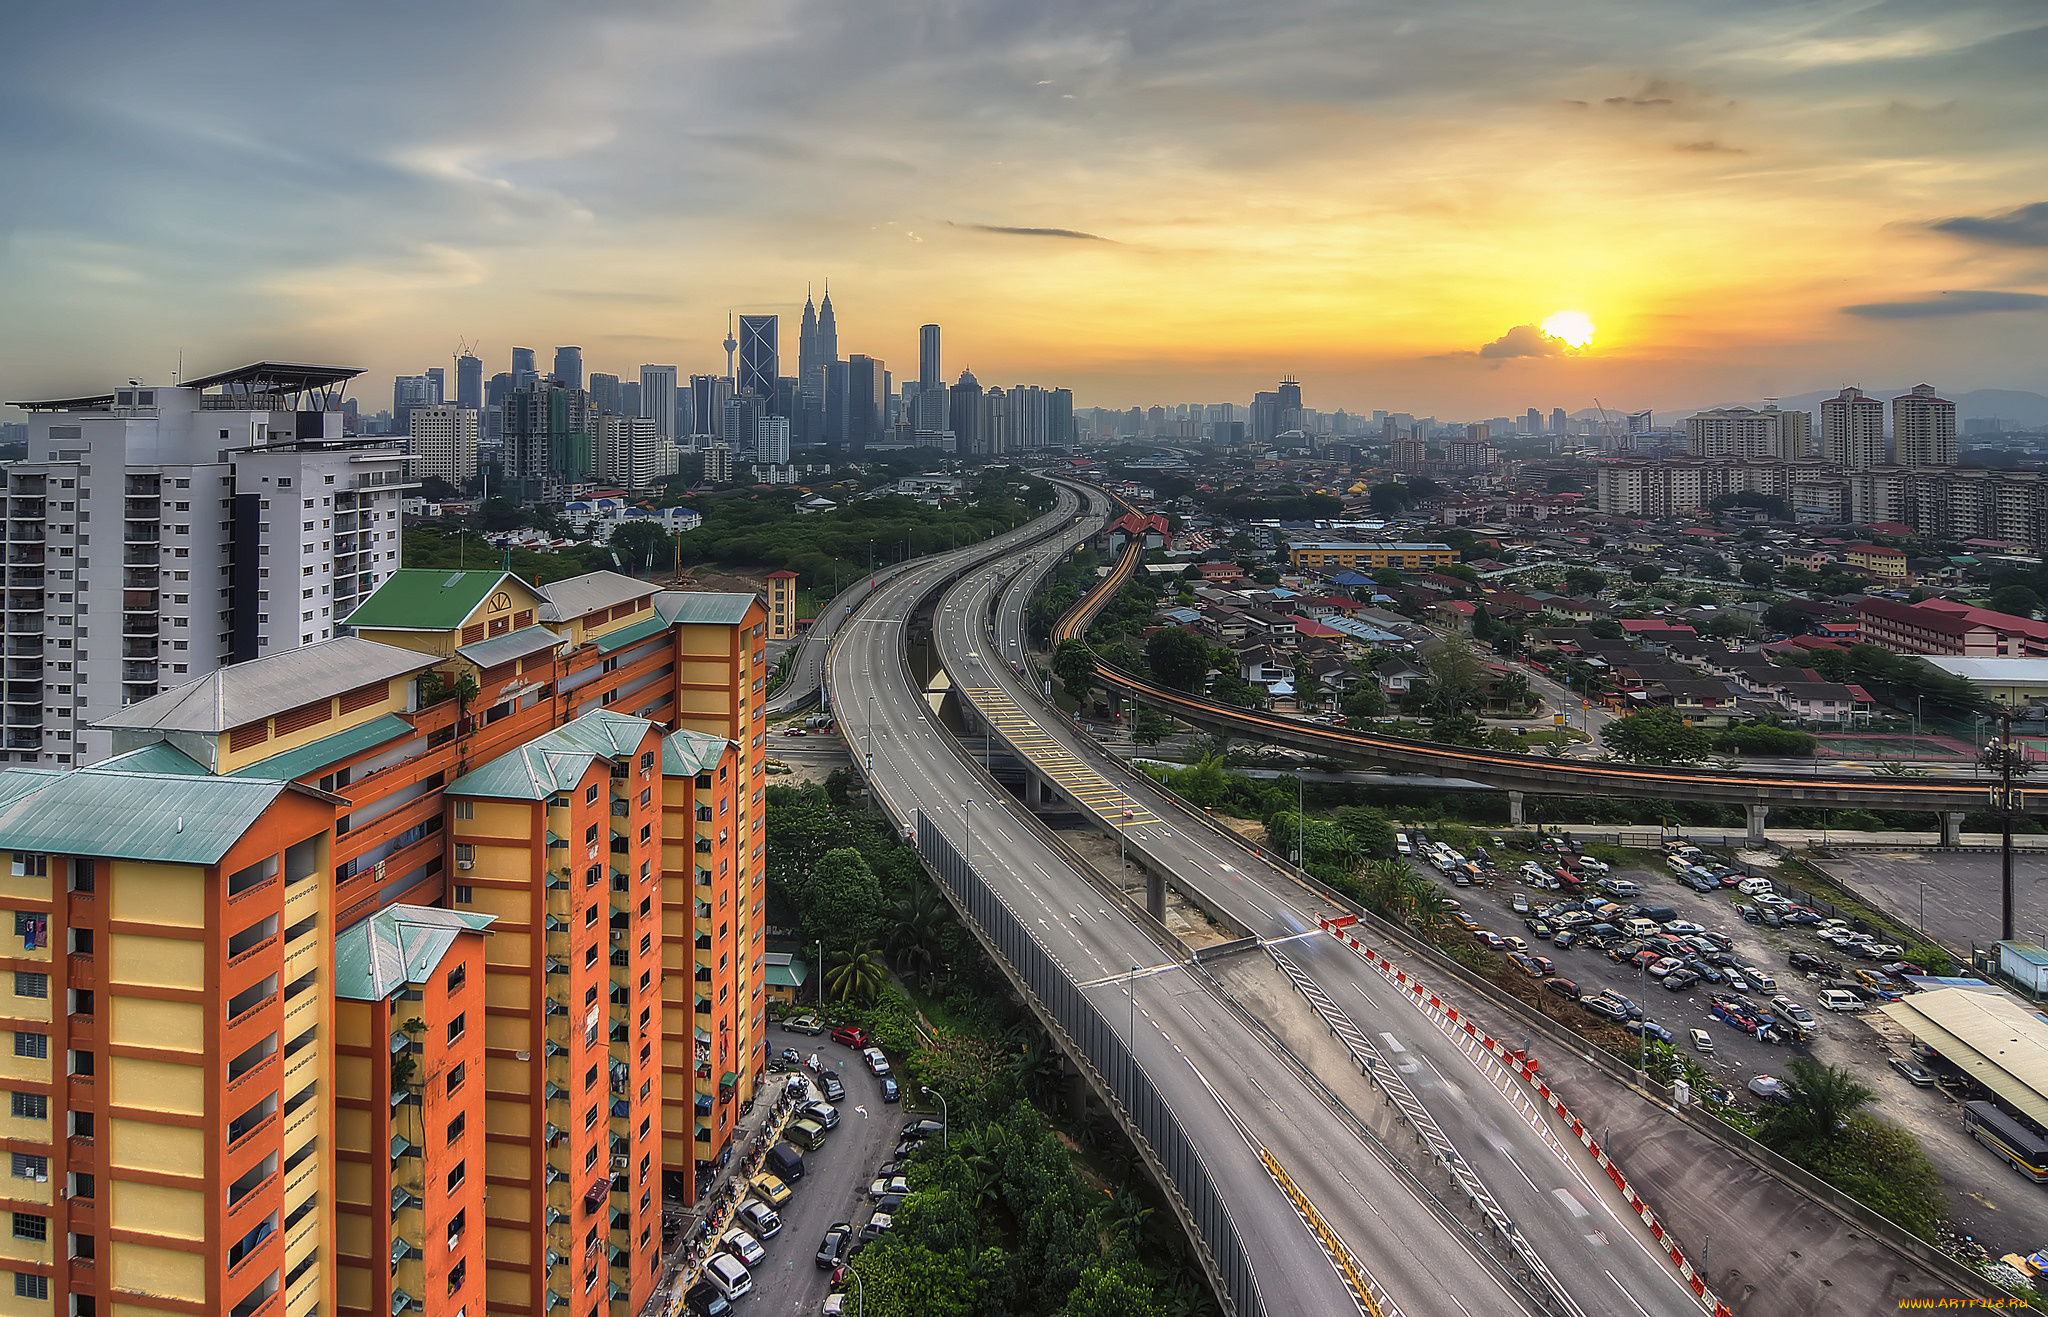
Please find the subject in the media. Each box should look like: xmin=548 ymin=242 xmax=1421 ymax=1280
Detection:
xmin=1780 ymin=681 xmax=1873 ymax=726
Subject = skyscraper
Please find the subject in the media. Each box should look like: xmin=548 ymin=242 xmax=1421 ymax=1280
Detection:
xmin=1892 ymin=384 xmax=1956 ymax=467
xmin=1550 ymin=407 xmax=1568 ymax=435
xmin=392 ymin=373 xmax=439 ymax=433
xmin=552 ymin=345 xmax=583 ymax=390
xmin=641 ymin=364 xmax=679 ymax=441
xmin=588 ymin=371 xmax=621 ymax=416
xmin=690 ymin=375 xmax=733 ymax=441
xmin=845 ymin=354 xmax=883 ymax=452
xmin=1524 ymin=407 xmax=1541 ymax=435
xmin=919 ymin=323 xmax=942 ymax=389
xmin=800 ymin=287 xmax=823 ymax=378
xmin=456 ymin=349 xmax=483 ymax=409
xmin=757 ymin=415 xmax=791 ymax=465
xmin=738 ymin=315 xmax=778 ymax=401
xmin=950 ymin=368 xmax=983 ymax=454
xmin=511 ymin=346 xmax=537 ymax=388
xmin=409 ymin=402 xmax=481 ymax=481
xmin=1821 ymin=386 xmax=1887 ymax=468
xmin=816 ymin=287 xmax=839 ymax=363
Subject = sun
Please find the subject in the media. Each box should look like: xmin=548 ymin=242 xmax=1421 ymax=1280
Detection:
xmin=1542 ymin=310 xmax=1596 ymax=349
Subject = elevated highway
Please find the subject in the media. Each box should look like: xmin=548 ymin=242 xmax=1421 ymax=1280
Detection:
xmin=1059 ymin=538 xmax=2015 ymax=841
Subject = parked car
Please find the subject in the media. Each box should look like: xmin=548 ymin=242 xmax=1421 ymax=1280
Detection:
xmin=804 ymin=1101 xmax=840 ymax=1129
xmin=1529 ymin=955 xmax=1556 ymax=976
xmin=739 ymin=1199 xmax=781 ymax=1238
xmin=1788 ymin=952 xmax=1843 ymax=978
xmin=1508 ymin=952 xmax=1543 ymax=979
xmin=1544 ymin=978 xmax=1581 ymax=1002
xmin=1648 ymin=957 xmax=1684 ymax=979
xmin=720 ymin=1227 xmax=766 ymax=1268
xmin=859 ymin=1213 xmax=895 ymax=1242
xmin=1891 ymin=1057 xmax=1937 ymax=1087
xmin=880 ymin=1076 xmax=900 ymax=1103
xmin=816 ymin=1222 xmax=853 ymax=1270
xmin=1661 ymin=970 xmax=1699 ymax=992
xmin=831 ymin=1025 xmax=873 ymax=1049
xmin=749 ymin=1174 xmax=793 ymax=1207
xmin=1552 ymin=930 xmax=1579 ymax=950
xmin=684 ymin=1281 xmax=732 ymax=1317
xmin=901 ymin=1118 xmax=944 ymax=1140
xmin=821 ymin=1074 xmax=845 ymax=1101
xmin=704 ymin=1253 xmax=753 ymax=1301
xmin=868 ymin=1175 xmax=911 ymax=1201
xmin=1626 ymin=1019 xmax=1674 ymax=1044
xmin=1581 ymin=996 xmax=1630 ymax=1023
xmin=1689 ymin=1029 xmax=1714 ymax=1055
xmin=784 ymin=1014 xmax=826 ymax=1036
xmin=862 ymin=1047 xmax=891 ymax=1076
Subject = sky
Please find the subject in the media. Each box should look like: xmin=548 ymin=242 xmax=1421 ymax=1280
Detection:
xmin=4 ymin=0 xmax=2047 ymax=421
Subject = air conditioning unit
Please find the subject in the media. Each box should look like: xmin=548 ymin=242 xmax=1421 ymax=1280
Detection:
xmin=457 ymin=860 xmax=473 ymax=870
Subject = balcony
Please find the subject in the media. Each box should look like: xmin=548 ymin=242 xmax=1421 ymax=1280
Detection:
xmin=124 ymin=499 xmax=160 ymax=519
xmin=123 ymin=477 xmax=160 ymax=497
xmin=123 ymin=545 xmax=159 ymax=566
xmin=122 ymin=662 xmax=159 ymax=683
xmin=121 ymin=640 xmax=158 ymax=660
xmin=122 ymin=614 xmax=160 ymax=635
xmin=123 ymin=524 xmax=160 ymax=544
xmin=5 ymin=619 xmax=42 ymax=636
xmin=8 ymin=525 xmax=44 ymax=543
xmin=5 ymin=661 xmax=42 ymax=682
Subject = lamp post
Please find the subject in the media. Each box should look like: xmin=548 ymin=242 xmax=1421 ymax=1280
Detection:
xmin=1295 ymin=767 xmax=1306 ymax=868
xmin=847 ymin=1260 xmax=864 ymax=1317
xmin=923 ymin=1086 xmax=948 ymax=1151
xmin=1914 ymin=695 xmax=1923 ymax=762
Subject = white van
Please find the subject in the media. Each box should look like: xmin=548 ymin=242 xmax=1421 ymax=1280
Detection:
xmin=704 ymin=1252 xmax=753 ymax=1300
xmin=1624 ymin=918 xmax=1661 ymax=939
xmin=1818 ymin=988 xmax=1861 ymax=1013
xmin=1395 ymin=833 xmax=1413 ymax=856
xmin=1688 ymin=1029 xmax=1714 ymax=1055
xmin=1737 ymin=876 xmax=1775 ymax=897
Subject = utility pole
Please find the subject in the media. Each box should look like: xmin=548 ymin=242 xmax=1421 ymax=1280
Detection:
xmin=2002 ymin=707 xmax=2017 ymax=942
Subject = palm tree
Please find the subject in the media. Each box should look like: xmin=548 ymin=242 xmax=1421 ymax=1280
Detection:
xmin=1762 ymin=1056 xmax=1876 ymax=1161
xmin=885 ymin=888 xmax=947 ymax=980
xmin=824 ymin=944 xmax=888 ymax=1002
xmin=1105 ymin=1183 xmax=1154 ymax=1245
xmin=1011 ymin=1035 xmax=1066 ymax=1110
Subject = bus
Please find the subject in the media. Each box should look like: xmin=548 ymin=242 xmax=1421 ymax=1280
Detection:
xmin=1964 ymin=1101 xmax=2048 ymax=1183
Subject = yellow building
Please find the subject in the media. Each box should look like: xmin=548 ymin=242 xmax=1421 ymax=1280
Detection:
xmin=1844 ymin=543 xmax=1908 ymax=583
xmin=1288 ymin=541 xmax=1457 ymax=573
xmin=764 ymin=571 xmax=799 ymax=641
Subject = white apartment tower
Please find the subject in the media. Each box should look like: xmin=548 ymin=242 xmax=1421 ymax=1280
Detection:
xmin=640 ymin=364 xmax=679 ymax=440
xmin=1893 ymin=384 xmax=1957 ymax=468
xmin=1820 ymin=387 xmax=1887 ymax=469
xmin=406 ymin=402 xmax=480 ymax=481
xmin=4 ymin=362 xmax=413 ymax=766
xmin=1685 ymin=405 xmax=1811 ymax=460
xmin=756 ymin=416 xmax=791 ymax=466
xmin=594 ymin=413 xmax=680 ymax=489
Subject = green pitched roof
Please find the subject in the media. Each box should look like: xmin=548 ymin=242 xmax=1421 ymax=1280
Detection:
xmin=662 ymin=728 xmax=733 ymax=777
xmin=343 ymin=570 xmax=519 ymax=631
xmin=764 ymin=951 xmax=808 ymax=989
xmin=227 ymin=713 xmax=414 ymax=782
xmin=654 ymin=591 xmax=756 ymax=626
xmin=335 ymin=904 xmax=495 ymax=1002
xmin=594 ymin=615 xmax=666 ymax=654
xmin=448 ymin=709 xmax=655 ymax=801
xmin=91 ymin=743 xmax=209 ymax=776
xmin=0 ymin=768 xmax=308 ymax=865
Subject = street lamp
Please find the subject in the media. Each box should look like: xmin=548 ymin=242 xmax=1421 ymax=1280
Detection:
xmin=922 ymin=1085 xmax=948 ymax=1151
xmin=817 ymin=938 xmax=825 ymax=1009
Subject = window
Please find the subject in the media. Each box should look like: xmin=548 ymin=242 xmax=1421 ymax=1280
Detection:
xmin=11 ymin=1213 xmax=45 ymax=1241
xmin=14 ymin=1274 xmax=46 ymax=1300
xmin=451 ymin=885 xmax=472 ymax=906
xmin=66 ymin=1173 xmax=91 ymax=1201
xmin=446 ymin=963 xmax=466 ymax=993
xmin=445 ymin=1062 xmax=465 ymax=1095
xmin=445 ymin=1160 xmax=465 ymax=1194
xmin=446 ymin=1111 xmax=466 ymax=1143
xmin=448 ymin=1257 xmax=467 ymax=1293
xmin=13 ymin=973 xmax=46 ymax=999
xmin=13 ymin=1033 xmax=46 ymax=1060
xmin=453 ymin=800 xmax=474 ymax=821
xmin=445 ymin=1013 xmax=465 ymax=1044
xmin=11 ymin=1153 xmax=47 ymax=1181
xmin=585 ymin=782 xmax=600 ymax=805
xmin=11 ymin=853 xmax=45 ymax=877
xmin=9 ymin=1093 xmax=45 ymax=1120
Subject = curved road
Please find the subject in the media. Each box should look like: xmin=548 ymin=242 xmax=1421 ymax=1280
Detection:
xmin=941 ymin=519 xmax=1708 ymax=1317
xmin=831 ymin=489 xmax=1562 ymax=1317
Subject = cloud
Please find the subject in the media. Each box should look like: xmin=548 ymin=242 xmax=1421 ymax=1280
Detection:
xmin=948 ymin=221 xmax=1112 ymax=242
xmin=1478 ymin=324 xmax=1565 ymax=358
xmin=1841 ymin=290 xmax=2048 ymax=318
xmin=1929 ymin=202 xmax=2048 ymax=248
xmin=1676 ymin=140 xmax=1744 ymax=153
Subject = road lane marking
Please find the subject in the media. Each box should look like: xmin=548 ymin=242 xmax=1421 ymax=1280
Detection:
xmin=1608 ymin=1271 xmax=1655 ymax=1317
xmin=1351 ymin=983 xmax=1379 ymax=1010
xmin=1501 ymin=1149 xmax=1540 ymax=1194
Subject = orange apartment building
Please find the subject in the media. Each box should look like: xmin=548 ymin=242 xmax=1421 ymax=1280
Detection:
xmin=0 ymin=568 xmax=766 ymax=1317
xmin=764 ymin=571 xmax=798 ymax=641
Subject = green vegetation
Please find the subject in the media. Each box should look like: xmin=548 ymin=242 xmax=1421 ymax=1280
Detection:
xmin=1027 ymin=549 xmax=1101 ymax=642
xmin=765 ymin=778 xmax=1217 ymax=1317
xmin=1790 ymin=643 xmax=1984 ymax=718
xmin=1600 ymin=709 xmax=1711 ymax=764
xmin=1755 ymin=1057 xmax=1947 ymax=1241
xmin=404 ymin=525 xmax=625 ymax=584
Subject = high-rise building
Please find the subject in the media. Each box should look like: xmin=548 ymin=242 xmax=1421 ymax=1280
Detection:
xmin=980 ymin=386 xmax=1008 ymax=454
xmin=552 ymin=345 xmax=583 ymax=390
xmin=702 ymin=441 xmax=735 ymax=484
xmin=1524 ymin=407 xmax=1541 ymax=435
xmin=392 ymin=373 xmax=440 ymax=433
xmin=816 ymin=288 xmax=838 ymax=364
xmin=919 ymin=323 xmax=942 ymax=389
xmin=640 ymin=365 xmax=679 ymax=441
xmin=589 ymin=371 xmax=621 ymax=416
xmin=845 ymin=355 xmax=884 ymax=452
xmin=409 ymin=403 xmax=481 ymax=482
xmin=4 ymin=362 xmax=414 ymax=766
xmin=756 ymin=416 xmax=791 ymax=466
xmin=1051 ymin=388 xmax=1075 ymax=449
xmin=738 ymin=315 xmax=778 ymax=401
xmin=1821 ymin=387 xmax=1887 ymax=469
xmin=1893 ymin=384 xmax=1957 ymax=467
xmin=950 ymin=368 xmax=983 ymax=454
xmin=1550 ymin=407 xmax=1568 ymax=435
xmin=1684 ymin=405 xmax=1810 ymax=461
xmin=511 ymin=346 xmax=538 ymax=389
xmin=0 ymin=570 xmax=772 ymax=1317
xmin=799 ymin=288 xmax=823 ymax=379
xmin=689 ymin=375 xmax=733 ymax=444
xmin=594 ymin=414 xmax=681 ymax=489
xmin=620 ymin=380 xmax=642 ymax=425
xmin=456 ymin=350 xmax=483 ymax=410
xmin=504 ymin=379 xmax=593 ymax=484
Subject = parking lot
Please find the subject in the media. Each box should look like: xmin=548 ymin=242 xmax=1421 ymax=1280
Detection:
xmin=697 ymin=1027 xmax=914 ymax=1316
xmin=1409 ymin=833 xmax=2048 ymax=1254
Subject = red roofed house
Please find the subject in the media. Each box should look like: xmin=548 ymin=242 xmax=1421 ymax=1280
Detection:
xmin=1106 ymin=513 xmax=1170 ymax=553
xmin=1432 ymin=599 xmax=1478 ymax=632
xmin=1853 ymin=597 xmax=2024 ymax=656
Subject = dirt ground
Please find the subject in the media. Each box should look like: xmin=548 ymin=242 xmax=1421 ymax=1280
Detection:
xmin=1056 ymin=824 xmax=1236 ymax=951
xmin=764 ymin=737 xmax=849 ymax=788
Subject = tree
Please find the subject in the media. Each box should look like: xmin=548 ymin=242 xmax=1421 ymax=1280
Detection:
xmin=1210 ymin=671 xmax=1263 ymax=709
xmin=418 ymin=475 xmax=463 ymax=503
xmin=609 ymin=519 xmax=672 ymax=575
xmin=1765 ymin=600 xmax=1815 ymax=635
xmin=824 ymin=943 xmax=890 ymax=1002
xmin=1629 ymin=564 xmax=1664 ymax=586
xmin=1991 ymin=584 xmax=2043 ymax=619
xmin=1051 ymin=640 xmax=1096 ymax=702
xmin=1600 ymin=708 xmax=1712 ymax=764
xmin=1563 ymin=567 xmax=1606 ymax=597
xmin=1291 ymin=652 xmax=1317 ymax=706
xmin=1429 ymin=710 xmax=1486 ymax=746
xmin=1713 ymin=722 xmax=1816 ymax=757
xmin=1342 ymin=683 xmax=1387 ymax=723
xmin=1333 ymin=805 xmax=1395 ymax=854
xmin=1761 ymin=1056 xmax=1876 ymax=1163
xmin=1740 ymin=558 xmax=1776 ymax=588
xmin=1130 ymin=708 xmax=1177 ymax=746
xmin=1492 ymin=672 xmax=1531 ymax=711
xmin=1698 ymin=553 xmax=1731 ymax=581
xmin=804 ymin=848 xmax=886 ymax=949
xmin=1144 ymin=627 xmax=1210 ymax=693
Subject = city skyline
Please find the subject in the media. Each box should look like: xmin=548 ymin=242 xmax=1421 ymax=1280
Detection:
xmin=4 ymin=1 xmax=2046 ymax=419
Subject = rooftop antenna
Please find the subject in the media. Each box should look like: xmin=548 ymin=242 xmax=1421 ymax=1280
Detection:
xmin=723 ymin=314 xmax=738 ymax=385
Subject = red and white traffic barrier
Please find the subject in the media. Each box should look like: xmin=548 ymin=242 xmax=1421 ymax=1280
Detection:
xmin=1316 ymin=917 xmax=1731 ymax=1317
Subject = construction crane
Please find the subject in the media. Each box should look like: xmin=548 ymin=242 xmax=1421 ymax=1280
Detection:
xmin=1592 ymin=397 xmax=1626 ymax=451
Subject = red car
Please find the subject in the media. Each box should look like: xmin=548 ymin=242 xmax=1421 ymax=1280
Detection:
xmin=829 ymin=1025 xmax=871 ymax=1049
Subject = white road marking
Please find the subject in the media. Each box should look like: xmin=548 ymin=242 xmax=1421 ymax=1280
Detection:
xmin=1608 ymin=1271 xmax=1655 ymax=1317
xmin=1352 ymin=982 xmax=1379 ymax=1010
xmin=1501 ymin=1149 xmax=1539 ymax=1194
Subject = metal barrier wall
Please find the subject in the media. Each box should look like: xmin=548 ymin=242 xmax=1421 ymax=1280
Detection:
xmin=916 ymin=811 xmax=1266 ymax=1317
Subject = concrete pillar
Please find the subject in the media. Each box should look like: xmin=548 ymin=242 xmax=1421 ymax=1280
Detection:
xmin=1147 ymin=870 xmax=1166 ymax=923
xmin=1746 ymin=803 xmax=1769 ymax=846
xmin=1507 ymin=791 xmax=1525 ymax=827
xmin=1943 ymin=810 xmax=1965 ymax=847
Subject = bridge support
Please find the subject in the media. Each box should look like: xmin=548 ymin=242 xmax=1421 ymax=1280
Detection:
xmin=1147 ymin=870 xmax=1167 ymax=923
xmin=1745 ymin=803 xmax=1770 ymax=846
xmin=1943 ymin=810 xmax=1965 ymax=847
xmin=1507 ymin=791 xmax=1525 ymax=827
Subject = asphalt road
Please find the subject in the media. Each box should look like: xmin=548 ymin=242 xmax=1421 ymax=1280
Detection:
xmin=940 ymin=558 xmax=1704 ymax=1317
xmin=829 ymin=491 xmax=1405 ymax=1317
xmin=1814 ymin=848 xmax=2048 ymax=954
xmin=739 ymin=1033 xmax=905 ymax=1317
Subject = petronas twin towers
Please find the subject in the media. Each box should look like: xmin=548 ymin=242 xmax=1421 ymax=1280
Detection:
xmin=799 ymin=284 xmax=838 ymax=379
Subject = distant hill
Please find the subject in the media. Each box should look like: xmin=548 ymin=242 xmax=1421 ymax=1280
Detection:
xmin=1697 ymin=386 xmax=2048 ymax=428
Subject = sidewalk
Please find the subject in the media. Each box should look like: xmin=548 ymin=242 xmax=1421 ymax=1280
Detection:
xmin=642 ymin=1068 xmax=809 ymax=1317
